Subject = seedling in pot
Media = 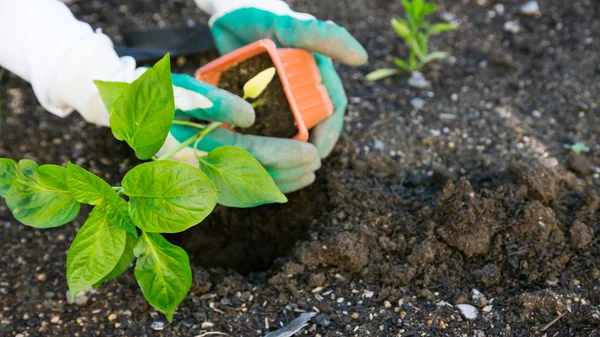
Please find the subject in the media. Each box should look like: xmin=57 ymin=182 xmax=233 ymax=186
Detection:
xmin=0 ymin=54 xmax=287 ymax=322
xmin=366 ymin=0 xmax=458 ymax=81
xmin=243 ymin=66 xmax=276 ymax=108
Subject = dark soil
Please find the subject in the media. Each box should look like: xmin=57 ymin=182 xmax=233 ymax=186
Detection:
xmin=2 ymin=0 xmax=600 ymax=336
xmin=218 ymin=53 xmax=298 ymax=138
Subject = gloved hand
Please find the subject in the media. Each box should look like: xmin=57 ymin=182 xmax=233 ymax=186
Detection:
xmin=160 ymin=74 xmax=322 ymax=194
xmin=194 ymin=0 xmax=368 ymax=158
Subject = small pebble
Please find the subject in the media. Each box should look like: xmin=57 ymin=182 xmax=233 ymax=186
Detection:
xmin=384 ymin=301 xmax=392 ymax=308
xmin=151 ymin=321 xmax=165 ymax=331
xmin=520 ymin=1 xmax=540 ymax=16
xmin=74 ymin=295 xmax=89 ymax=306
xmin=504 ymin=21 xmax=520 ymax=33
xmin=494 ymin=4 xmax=505 ymax=15
xmin=456 ymin=304 xmax=479 ymax=320
xmin=50 ymin=316 xmax=60 ymax=324
xmin=37 ymin=274 xmax=47 ymax=282
xmin=351 ymin=313 xmax=360 ymax=319
xmin=202 ymin=322 xmax=215 ymax=328
xmin=408 ymin=71 xmax=431 ymax=89
xmin=108 ymin=314 xmax=117 ymax=322
xmin=411 ymin=98 xmax=427 ymax=110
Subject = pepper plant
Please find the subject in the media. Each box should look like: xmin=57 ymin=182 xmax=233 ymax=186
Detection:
xmin=0 ymin=54 xmax=287 ymax=321
xmin=366 ymin=0 xmax=457 ymax=81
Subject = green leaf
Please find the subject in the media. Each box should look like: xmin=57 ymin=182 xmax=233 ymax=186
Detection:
xmin=366 ymin=68 xmax=402 ymax=81
xmin=0 ymin=158 xmax=17 ymax=197
xmin=394 ymin=58 xmax=410 ymax=70
xmin=109 ymin=54 xmax=175 ymax=160
xmin=416 ymin=33 xmax=429 ymax=57
xmin=391 ymin=18 xmax=411 ymax=39
xmin=93 ymin=81 xmax=130 ymax=112
xmin=66 ymin=162 xmax=117 ymax=205
xmin=199 ymin=146 xmax=287 ymax=207
xmin=6 ymin=160 xmax=80 ymax=228
xmin=422 ymin=2 xmax=436 ymax=16
xmin=67 ymin=205 xmax=127 ymax=300
xmin=429 ymin=23 xmax=458 ymax=35
xmin=134 ymin=232 xmax=192 ymax=322
xmin=407 ymin=38 xmax=424 ymax=59
xmin=122 ymin=161 xmax=217 ymax=233
xmin=94 ymin=232 xmax=137 ymax=288
xmin=419 ymin=51 xmax=448 ymax=65
xmin=106 ymin=197 xmax=138 ymax=237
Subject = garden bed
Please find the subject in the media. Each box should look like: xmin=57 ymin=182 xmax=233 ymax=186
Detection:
xmin=1 ymin=0 xmax=599 ymax=336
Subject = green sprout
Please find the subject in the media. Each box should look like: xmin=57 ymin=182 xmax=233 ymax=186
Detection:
xmin=366 ymin=0 xmax=458 ymax=81
xmin=0 ymin=55 xmax=288 ymax=322
xmin=563 ymin=142 xmax=590 ymax=154
xmin=243 ymin=67 xmax=276 ymax=108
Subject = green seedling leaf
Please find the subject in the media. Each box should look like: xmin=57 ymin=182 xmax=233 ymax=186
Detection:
xmin=6 ymin=160 xmax=80 ymax=228
xmin=416 ymin=33 xmax=429 ymax=57
xmin=122 ymin=161 xmax=217 ymax=233
xmin=66 ymin=162 xmax=117 ymax=205
xmin=134 ymin=232 xmax=192 ymax=322
xmin=391 ymin=18 xmax=411 ymax=39
xmin=67 ymin=204 xmax=127 ymax=300
xmin=199 ymin=146 xmax=287 ymax=207
xmin=422 ymin=2 xmax=436 ymax=16
xmin=0 ymin=158 xmax=17 ymax=197
xmin=93 ymin=81 xmax=130 ymax=112
xmin=95 ymin=232 xmax=137 ymax=288
xmin=394 ymin=58 xmax=410 ymax=70
xmin=243 ymin=67 xmax=276 ymax=100
xmin=429 ymin=23 xmax=458 ymax=35
xmin=366 ymin=68 xmax=402 ymax=81
xmin=419 ymin=51 xmax=448 ymax=65
xmin=110 ymin=54 xmax=175 ymax=160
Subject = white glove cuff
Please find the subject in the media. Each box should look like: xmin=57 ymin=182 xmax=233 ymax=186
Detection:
xmin=48 ymin=32 xmax=136 ymax=126
xmin=194 ymin=0 xmax=314 ymax=26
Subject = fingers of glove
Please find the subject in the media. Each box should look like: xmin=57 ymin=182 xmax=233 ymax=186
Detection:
xmin=275 ymin=173 xmax=317 ymax=194
xmin=171 ymin=73 xmax=255 ymax=127
xmin=309 ymin=55 xmax=347 ymax=158
xmin=266 ymin=159 xmax=321 ymax=182
xmin=276 ymin=17 xmax=368 ymax=66
xmin=194 ymin=128 xmax=321 ymax=170
xmin=211 ymin=9 xmax=367 ymax=66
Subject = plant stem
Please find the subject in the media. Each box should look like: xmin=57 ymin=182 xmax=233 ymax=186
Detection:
xmin=113 ymin=186 xmax=127 ymax=196
xmin=172 ymin=120 xmax=207 ymax=129
xmin=157 ymin=122 xmax=222 ymax=161
xmin=251 ymin=99 xmax=266 ymax=109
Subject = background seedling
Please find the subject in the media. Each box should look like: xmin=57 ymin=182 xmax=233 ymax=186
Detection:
xmin=0 ymin=54 xmax=287 ymax=322
xmin=366 ymin=0 xmax=457 ymax=81
xmin=563 ymin=142 xmax=590 ymax=154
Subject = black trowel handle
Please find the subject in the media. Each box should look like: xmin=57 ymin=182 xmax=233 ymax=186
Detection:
xmin=115 ymin=25 xmax=217 ymax=63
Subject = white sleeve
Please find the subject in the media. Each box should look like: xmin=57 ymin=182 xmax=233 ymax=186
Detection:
xmin=0 ymin=0 xmax=136 ymax=126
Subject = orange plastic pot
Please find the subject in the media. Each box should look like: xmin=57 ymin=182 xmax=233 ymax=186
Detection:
xmin=194 ymin=39 xmax=333 ymax=141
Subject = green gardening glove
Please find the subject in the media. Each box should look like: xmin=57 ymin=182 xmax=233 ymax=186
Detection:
xmin=176 ymin=0 xmax=368 ymax=193
xmin=166 ymin=74 xmax=321 ymax=194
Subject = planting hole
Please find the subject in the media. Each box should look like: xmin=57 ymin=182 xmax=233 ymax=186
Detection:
xmin=170 ymin=173 xmax=330 ymax=274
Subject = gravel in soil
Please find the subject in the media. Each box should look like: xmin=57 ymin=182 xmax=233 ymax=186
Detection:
xmin=1 ymin=0 xmax=600 ymax=336
xmin=218 ymin=53 xmax=298 ymax=139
